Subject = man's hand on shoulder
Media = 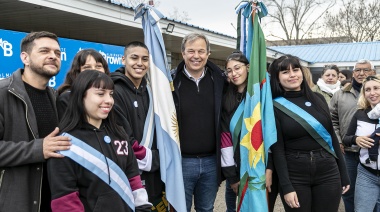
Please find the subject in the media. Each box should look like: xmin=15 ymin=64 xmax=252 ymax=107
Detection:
xmin=43 ymin=127 xmax=71 ymax=159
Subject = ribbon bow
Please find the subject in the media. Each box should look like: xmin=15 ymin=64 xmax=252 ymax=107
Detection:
xmin=134 ymin=3 xmax=164 ymax=26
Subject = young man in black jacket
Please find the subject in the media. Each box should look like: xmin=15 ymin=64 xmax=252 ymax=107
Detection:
xmin=111 ymin=41 xmax=166 ymax=211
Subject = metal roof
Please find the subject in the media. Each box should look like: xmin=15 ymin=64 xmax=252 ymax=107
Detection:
xmin=267 ymin=41 xmax=380 ymax=64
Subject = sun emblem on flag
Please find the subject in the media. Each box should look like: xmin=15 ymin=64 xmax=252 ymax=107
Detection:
xmin=171 ymin=112 xmax=179 ymax=142
xmin=240 ymin=102 xmax=265 ymax=168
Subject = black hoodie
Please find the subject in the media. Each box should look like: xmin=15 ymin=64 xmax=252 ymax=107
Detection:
xmin=110 ymin=67 xmax=164 ymax=201
xmin=48 ymin=122 xmax=151 ymax=211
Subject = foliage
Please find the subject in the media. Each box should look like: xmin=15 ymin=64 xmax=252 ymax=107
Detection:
xmin=266 ymin=0 xmax=336 ymax=45
xmin=126 ymin=0 xmax=190 ymax=22
xmin=168 ymin=7 xmax=191 ymax=22
xmin=324 ymin=0 xmax=380 ymax=42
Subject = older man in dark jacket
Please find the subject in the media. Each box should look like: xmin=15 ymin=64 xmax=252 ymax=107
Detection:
xmin=172 ymin=33 xmax=226 ymax=212
xmin=0 ymin=31 xmax=71 ymax=212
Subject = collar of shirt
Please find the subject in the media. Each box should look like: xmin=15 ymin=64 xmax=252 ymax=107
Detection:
xmin=183 ymin=66 xmax=206 ymax=86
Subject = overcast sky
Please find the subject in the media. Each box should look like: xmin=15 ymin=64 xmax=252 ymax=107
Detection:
xmin=158 ymin=0 xmax=240 ymax=37
xmin=156 ymin=0 xmax=344 ymax=41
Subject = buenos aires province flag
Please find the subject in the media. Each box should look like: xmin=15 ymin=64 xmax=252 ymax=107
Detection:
xmin=236 ymin=1 xmax=277 ymax=211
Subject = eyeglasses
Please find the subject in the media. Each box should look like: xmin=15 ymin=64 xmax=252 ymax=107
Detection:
xmin=354 ymin=68 xmax=373 ymax=73
xmin=225 ymin=65 xmax=246 ymax=76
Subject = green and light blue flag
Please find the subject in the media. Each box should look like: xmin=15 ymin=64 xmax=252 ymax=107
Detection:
xmin=235 ymin=1 xmax=277 ymax=211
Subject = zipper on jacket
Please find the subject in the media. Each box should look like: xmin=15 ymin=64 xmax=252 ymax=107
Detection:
xmin=310 ymin=151 xmax=314 ymax=163
xmin=0 ymin=170 xmax=5 ymax=189
xmin=9 ymin=89 xmax=41 ymax=212
xmin=8 ymin=89 xmax=37 ymax=139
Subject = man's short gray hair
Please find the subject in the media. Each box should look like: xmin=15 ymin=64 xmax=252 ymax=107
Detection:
xmin=354 ymin=59 xmax=374 ymax=70
xmin=181 ymin=33 xmax=211 ymax=53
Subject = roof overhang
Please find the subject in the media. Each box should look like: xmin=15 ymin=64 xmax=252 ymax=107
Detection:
xmin=266 ymin=48 xmax=308 ymax=66
xmin=0 ymin=0 xmax=236 ymax=60
xmin=309 ymin=61 xmax=380 ymax=68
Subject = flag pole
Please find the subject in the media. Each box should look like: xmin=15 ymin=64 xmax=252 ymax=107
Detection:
xmin=252 ymin=1 xmax=257 ymax=22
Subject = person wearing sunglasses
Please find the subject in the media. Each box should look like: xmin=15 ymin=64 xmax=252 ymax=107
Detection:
xmin=343 ymin=75 xmax=380 ymax=211
xmin=330 ymin=59 xmax=375 ymax=212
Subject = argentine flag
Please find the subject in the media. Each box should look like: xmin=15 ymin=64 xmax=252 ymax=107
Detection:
xmin=134 ymin=4 xmax=186 ymax=212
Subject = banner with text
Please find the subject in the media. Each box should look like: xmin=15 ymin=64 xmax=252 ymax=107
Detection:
xmin=0 ymin=29 xmax=124 ymax=88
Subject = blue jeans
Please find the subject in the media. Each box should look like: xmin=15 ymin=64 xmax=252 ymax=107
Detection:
xmin=342 ymin=151 xmax=359 ymax=212
xmin=182 ymin=156 xmax=219 ymax=212
xmin=354 ymin=164 xmax=380 ymax=212
xmin=225 ymin=179 xmax=237 ymax=212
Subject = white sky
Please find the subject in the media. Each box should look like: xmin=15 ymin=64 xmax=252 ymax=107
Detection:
xmin=156 ymin=0 xmax=348 ymax=41
xmin=158 ymin=0 xmax=240 ymax=37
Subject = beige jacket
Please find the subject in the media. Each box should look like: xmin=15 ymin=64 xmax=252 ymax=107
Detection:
xmin=329 ymin=84 xmax=360 ymax=152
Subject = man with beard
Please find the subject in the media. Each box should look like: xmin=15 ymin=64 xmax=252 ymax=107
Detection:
xmin=0 ymin=31 xmax=71 ymax=212
xmin=330 ymin=59 xmax=376 ymax=212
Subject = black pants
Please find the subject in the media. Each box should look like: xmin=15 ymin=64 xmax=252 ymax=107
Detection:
xmin=281 ymin=149 xmax=342 ymax=212
xmin=268 ymin=168 xmax=281 ymax=212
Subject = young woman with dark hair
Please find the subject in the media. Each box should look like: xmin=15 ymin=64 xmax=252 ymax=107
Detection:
xmin=269 ymin=55 xmax=350 ymax=212
xmin=221 ymin=51 xmax=249 ymax=212
xmin=48 ymin=70 xmax=151 ymax=212
xmin=221 ymin=51 xmax=278 ymax=212
xmin=339 ymin=69 xmax=353 ymax=82
xmin=57 ymin=49 xmax=110 ymax=119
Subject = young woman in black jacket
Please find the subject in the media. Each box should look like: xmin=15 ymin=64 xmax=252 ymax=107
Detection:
xmin=48 ymin=70 xmax=151 ymax=212
xmin=269 ymin=55 xmax=350 ymax=212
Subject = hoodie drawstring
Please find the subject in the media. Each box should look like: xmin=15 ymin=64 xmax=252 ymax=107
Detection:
xmin=94 ymin=129 xmax=111 ymax=184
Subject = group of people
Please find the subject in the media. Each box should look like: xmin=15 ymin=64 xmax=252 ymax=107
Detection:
xmin=221 ymin=53 xmax=351 ymax=212
xmin=307 ymin=58 xmax=379 ymax=212
xmin=0 ymin=30 xmax=224 ymax=212
xmin=0 ymin=29 xmax=378 ymax=212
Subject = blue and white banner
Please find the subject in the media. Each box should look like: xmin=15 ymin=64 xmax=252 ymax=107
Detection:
xmin=134 ymin=4 xmax=186 ymax=212
xmin=0 ymin=29 xmax=124 ymax=88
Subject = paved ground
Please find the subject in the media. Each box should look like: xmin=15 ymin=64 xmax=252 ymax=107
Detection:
xmin=193 ymin=181 xmax=345 ymax=211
